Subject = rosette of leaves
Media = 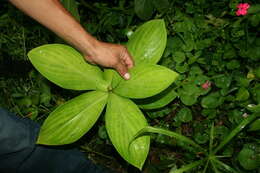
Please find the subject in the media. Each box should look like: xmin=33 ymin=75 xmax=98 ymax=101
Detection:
xmin=27 ymin=19 xmax=179 ymax=169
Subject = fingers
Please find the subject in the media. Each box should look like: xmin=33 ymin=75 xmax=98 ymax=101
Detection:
xmin=122 ymin=47 xmax=134 ymax=69
xmin=124 ymin=51 xmax=134 ymax=69
xmin=115 ymin=62 xmax=131 ymax=80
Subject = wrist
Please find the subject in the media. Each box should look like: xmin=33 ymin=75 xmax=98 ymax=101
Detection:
xmin=78 ymin=34 xmax=100 ymax=58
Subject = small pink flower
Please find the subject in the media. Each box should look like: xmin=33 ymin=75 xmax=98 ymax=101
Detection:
xmin=236 ymin=3 xmax=250 ymax=16
xmin=201 ymin=81 xmax=211 ymax=90
xmin=237 ymin=3 xmax=250 ymax=10
xmin=236 ymin=9 xmax=248 ymax=16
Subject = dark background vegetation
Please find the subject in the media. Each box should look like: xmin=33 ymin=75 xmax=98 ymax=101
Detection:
xmin=0 ymin=0 xmax=259 ymax=172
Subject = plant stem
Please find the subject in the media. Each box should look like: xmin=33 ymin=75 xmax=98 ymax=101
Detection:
xmin=213 ymin=113 xmax=259 ymax=154
xmin=169 ymin=159 xmax=206 ymax=173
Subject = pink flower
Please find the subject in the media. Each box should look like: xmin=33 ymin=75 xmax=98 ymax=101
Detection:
xmin=236 ymin=9 xmax=248 ymax=16
xmin=236 ymin=3 xmax=250 ymax=16
xmin=201 ymin=81 xmax=211 ymax=90
xmin=237 ymin=3 xmax=250 ymax=10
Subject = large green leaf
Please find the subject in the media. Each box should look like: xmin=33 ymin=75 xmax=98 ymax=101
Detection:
xmin=105 ymin=93 xmax=150 ymax=169
xmin=127 ymin=19 xmax=167 ymax=65
xmin=114 ymin=64 xmax=179 ymax=99
xmin=28 ymin=44 xmax=109 ymax=91
xmin=135 ymin=85 xmax=178 ymax=109
xmin=37 ymin=91 xmax=108 ymax=145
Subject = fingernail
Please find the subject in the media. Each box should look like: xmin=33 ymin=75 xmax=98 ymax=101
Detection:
xmin=124 ymin=73 xmax=130 ymax=80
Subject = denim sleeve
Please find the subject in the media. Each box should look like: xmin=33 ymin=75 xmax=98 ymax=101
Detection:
xmin=0 ymin=108 xmax=112 ymax=173
xmin=0 ymin=108 xmax=39 ymax=173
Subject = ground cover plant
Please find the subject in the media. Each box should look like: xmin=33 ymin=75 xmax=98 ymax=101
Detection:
xmin=0 ymin=0 xmax=260 ymax=172
xmin=28 ymin=20 xmax=179 ymax=169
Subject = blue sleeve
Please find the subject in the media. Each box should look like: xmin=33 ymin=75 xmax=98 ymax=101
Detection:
xmin=0 ymin=108 xmax=111 ymax=173
xmin=0 ymin=108 xmax=39 ymax=173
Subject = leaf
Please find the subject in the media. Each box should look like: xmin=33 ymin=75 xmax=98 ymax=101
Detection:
xmin=105 ymin=94 xmax=150 ymax=169
xmin=134 ymin=0 xmax=154 ymax=20
xmin=209 ymin=123 xmax=214 ymax=154
xmin=104 ymin=69 xmax=122 ymax=89
xmin=169 ymin=159 xmax=206 ymax=173
xmin=135 ymin=85 xmax=178 ymax=109
xmin=201 ymin=92 xmax=223 ymax=109
xmin=28 ymin=44 xmax=109 ymax=91
xmin=61 ymin=0 xmax=80 ymax=22
xmin=180 ymin=93 xmax=198 ymax=106
xmin=212 ymin=159 xmax=238 ymax=173
xmin=114 ymin=64 xmax=179 ymax=99
xmin=127 ymin=19 xmax=167 ymax=65
xmin=248 ymin=4 xmax=260 ymax=14
xmin=238 ymin=147 xmax=259 ymax=170
xmin=247 ymin=104 xmax=260 ymax=113
xmin=210 ymin=160 xmax=221 ymax=173
xmin=37 ymin=91 xmax=108 ymax=145
xmin=172 ymin=51 xmax=186 ymax=63
xmin=176 ymin=107 xmax=193 ymax=123
xmin=132 ymin=126 xmax=205 ymax=153
xmin=248 ymin=118 xmax=260 ymax=131
xmin=214 ymin=75 xmax=232 ymax=89
xmin=213 ymin=112 xmax=259 ymax=154
xmin=152 ymin=0 xmax=169 ymax=12
xmin=236 ymin=87 xmax=250 ymax=101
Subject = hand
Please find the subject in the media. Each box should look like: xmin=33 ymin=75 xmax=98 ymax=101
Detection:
xmin=84 ymin=41 xmax=134 ymax=80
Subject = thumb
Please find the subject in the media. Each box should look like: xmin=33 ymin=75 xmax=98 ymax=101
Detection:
xmin=115 ymin=63 xmax=131 ymax=80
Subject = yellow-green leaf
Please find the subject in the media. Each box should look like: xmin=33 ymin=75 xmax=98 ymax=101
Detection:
xmin=28 ymin=44 xmax=109 ymax=91
xmin=105 ymin=93 xmax=150 ymax=169
xmin=127 ymin=19 xmax=167 ymax=65
xmin=37 ymin=91 xmax=108 ymax=145
xmin=114 ymin=64 xmax=179 ymax=99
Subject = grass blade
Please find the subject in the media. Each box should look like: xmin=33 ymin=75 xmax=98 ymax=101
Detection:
xmin=213 ymin=158 xmax=238 ymax=173
xmin=170 ymin=159 xmax=205 ymax=173
xmin=209 ymin=123 xmax=214 ymax=154
xmin=202 ymin=159 xmax=210 ymax=173
xmin=213 ymin=113 xmax=259 ymax=154
xmin=210 ymin=160 xmax=221 ymax=173
xmin=131 ymin=126 xmax=206 ymax=153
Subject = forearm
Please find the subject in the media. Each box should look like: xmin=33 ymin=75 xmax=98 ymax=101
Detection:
xmin=9 ymin=0 xmax=97 ymax=56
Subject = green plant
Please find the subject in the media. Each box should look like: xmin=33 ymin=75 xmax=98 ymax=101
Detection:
xmin=133 ymin=112 xmax=259 ymax=172
xmin=27 ymin=19 xmax=179 ymax=169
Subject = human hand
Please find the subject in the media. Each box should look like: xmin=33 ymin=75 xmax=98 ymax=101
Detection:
xmin=83 ymin=41 xmax=134 ymax=80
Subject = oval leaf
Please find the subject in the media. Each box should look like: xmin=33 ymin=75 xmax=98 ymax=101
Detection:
xmin=238 ymin=147 xmax=259 ymax=170
xmin=134 ymin=0 xmax=154 ymax=20
xmin=135 ymin=85 xmax=178 ymax=109
xmin=127 ymin=19 xmax=167 ymax=65
xmin=37 ymin=91 xmax=108 ymax=145
xmin=114 ymin=64 xmax=179 ymax=99
xmin=105 ymin=94 xmax=150 ymax=169
xmin=28 ymin=44 xmax=109 ymax=91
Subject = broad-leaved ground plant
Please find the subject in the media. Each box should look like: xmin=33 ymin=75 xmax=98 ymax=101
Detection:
xmin=28 ymin=19 xmax=179 ymax=169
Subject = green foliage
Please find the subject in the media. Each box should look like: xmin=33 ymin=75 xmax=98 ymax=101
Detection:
xmin=238 ymin=143 xmax=260 ymax=170
xmin=114 ymin=64 xmax=178 ymax=98
xmin=126 ymin=19 xmax=167 ymax=65
xmin=134 ymin=113 xmax=259 ymax=172
xmin=106 ymin=93 xmax=149 ymax=169
xmin=2 ymin=0 xmax=260 ymax=172
xmin=37 ymin=91 xmax=108 ymax=145
xmin=28 ymin=44 xmax=108 ymax=91
xmin=27 ymin=19 xmax=178 ymax=169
